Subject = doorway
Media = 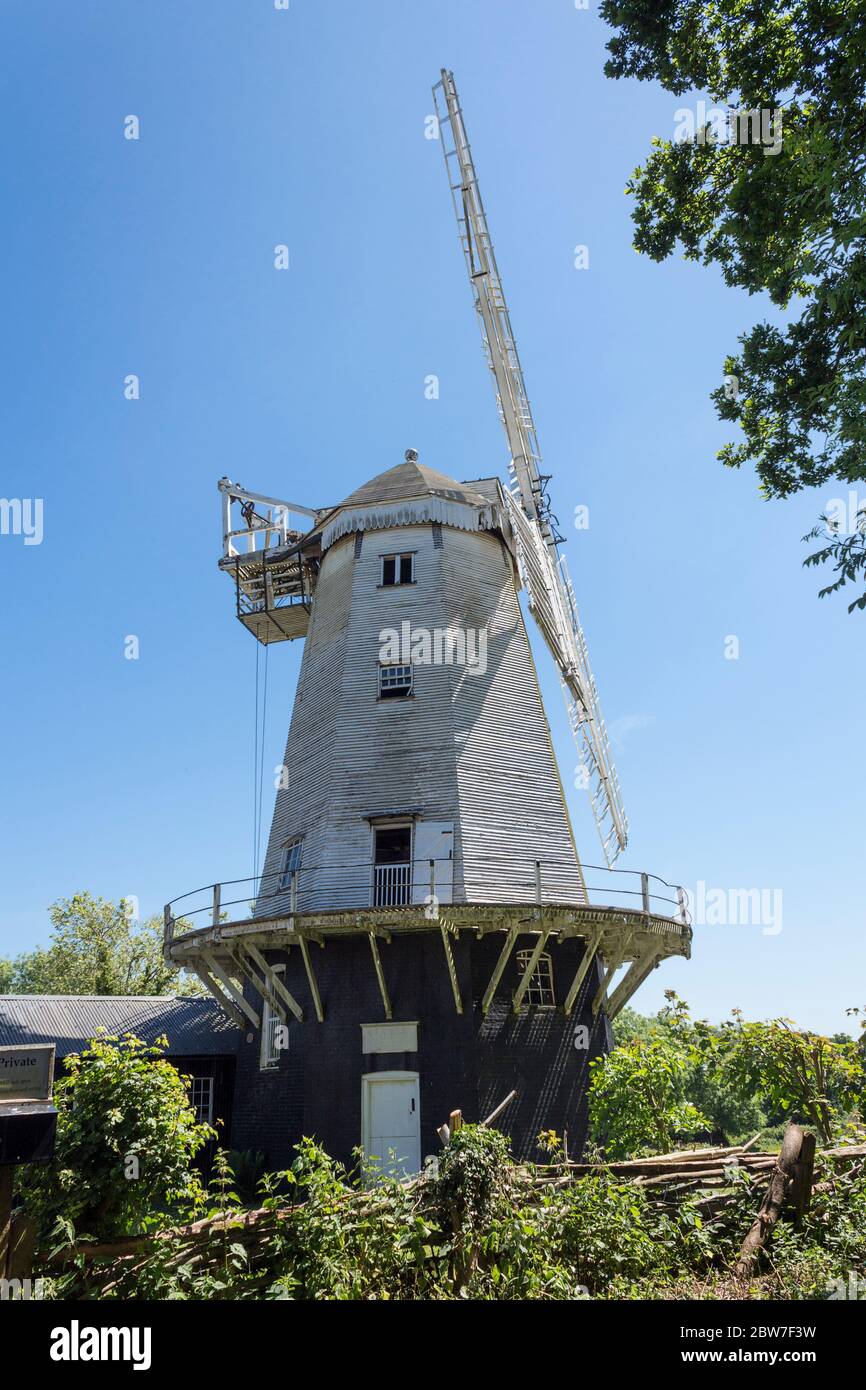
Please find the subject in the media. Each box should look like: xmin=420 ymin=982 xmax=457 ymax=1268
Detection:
xmin=373 ymin=823 xmax=412 ymax=906
xmin=361 ymin=1071 xmax=421 ymax=1177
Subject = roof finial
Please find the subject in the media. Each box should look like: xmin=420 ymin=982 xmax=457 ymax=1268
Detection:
xmin=404 ymin=448 xmax=419 ymax=464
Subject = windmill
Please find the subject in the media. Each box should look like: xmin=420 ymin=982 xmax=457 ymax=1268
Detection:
xmin=163 ymin=72 xmax=690 ymax=1175
xmin=432 ymin=70 xmax=627 ymax=867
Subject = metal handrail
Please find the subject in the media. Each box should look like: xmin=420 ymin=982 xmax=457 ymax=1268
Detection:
xmin=164 ymin=857 xmax=691 ymax=934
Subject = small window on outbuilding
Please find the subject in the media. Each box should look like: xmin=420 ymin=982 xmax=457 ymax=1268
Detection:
xmin=515 ymin=950 xmax=556 ymax=1007
xmin=189 ymin=1075 xmax=214 ymax=1124
xmin=379 ymin=664 xmax=413 ymax=699
xmin=381 ymin=553 xmax=415 ymax=586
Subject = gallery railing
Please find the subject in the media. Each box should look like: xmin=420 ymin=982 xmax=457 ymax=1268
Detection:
xmin=373 ymin=863 xmax=412 ymax=907
xmin=164 ymin=858 xmax=690 ymax=943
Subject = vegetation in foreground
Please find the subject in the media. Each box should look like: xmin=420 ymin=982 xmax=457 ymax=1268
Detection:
xmin=14 ymin=993 xmax=864 ymax=1302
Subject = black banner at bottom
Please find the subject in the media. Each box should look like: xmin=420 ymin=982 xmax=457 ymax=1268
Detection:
xmin=1 ymin=1295 xmax=858 ymax=1375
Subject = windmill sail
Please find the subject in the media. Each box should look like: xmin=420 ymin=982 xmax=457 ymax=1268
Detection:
xmin=432 ymin=69 xmax=628 ymax=864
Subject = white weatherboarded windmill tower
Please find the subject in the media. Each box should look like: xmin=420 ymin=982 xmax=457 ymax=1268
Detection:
xmin=164 ymin=71 xmax=690 ymax=1172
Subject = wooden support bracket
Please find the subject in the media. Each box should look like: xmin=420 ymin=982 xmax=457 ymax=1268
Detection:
xmin=605 ymin=943 xmax=663 ymax=1019
xmin=229 ymin=948 xmax=290 ymax=1027
xmin=591 ymin=931 xmax=633 ymax=1017
xmin=297 ymin=936 xmax=324 ymax=1022
xmin=368 ymin=932 xmax=392 ymax=1020
xmin=244 ymin=943 xmax=304 ymax=1023
xmin=482 ymin=924 xmax=519 ymax=1015
xmin=440 ymin=923 xmax=463 ymax=1014
xmin=202 ymin=952 xmax=262 ymax=1029
xmin=188 ymin=959 xmax=247 ymax=1030
xmin=562 ymin=930 xmax=602 ymax=1018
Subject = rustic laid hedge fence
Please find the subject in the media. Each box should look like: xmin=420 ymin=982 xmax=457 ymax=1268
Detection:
xmin=38 ymin=1125 xmax=866 ymax=1300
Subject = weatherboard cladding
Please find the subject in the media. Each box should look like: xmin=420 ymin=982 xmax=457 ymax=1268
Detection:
xmin=0 ymin=995 xmax=240 ymax=1058
xmin=258 ymin=510 xmax=585 ymax=915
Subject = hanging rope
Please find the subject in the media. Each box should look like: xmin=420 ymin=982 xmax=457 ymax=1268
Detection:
xmin=256 ymin=643 xmax=270 ymax=884
xmin=253 ymin=643 xmax=260 ymax=887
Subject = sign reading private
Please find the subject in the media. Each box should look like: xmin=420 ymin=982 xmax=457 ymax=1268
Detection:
xmin=0 ymin=1043 xmax=55 ymax=1103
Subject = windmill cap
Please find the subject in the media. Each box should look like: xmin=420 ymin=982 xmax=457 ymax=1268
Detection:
xmin=334 ymin=457 xmax=493 ymax=511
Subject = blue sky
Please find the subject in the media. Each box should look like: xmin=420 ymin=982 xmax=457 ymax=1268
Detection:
xmin=1 ymin=1 xmax=863 ymax=1035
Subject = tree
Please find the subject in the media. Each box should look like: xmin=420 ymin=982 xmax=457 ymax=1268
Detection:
xmin=717 ymin=1011 xmax=864 ymax=1142
xmin=0 ymin=958 xmax=12 ymax=994
xmin=802 ymin=507 xmax=866 ymax=612
xmin=588 ymin=1031 xmax=710 ymax=1158
xmin=600 ymin=0 xmax=866 ymax=609
xmin=611 ymin=1003 xmax=661 ymax=1045
xmin=4 ymin=892 xmax=201 ymax=996
xmin=613 ymin=994 xmax=766 ymax=1141
xmin=20 ymin=1033 xmax=212 ymax=1242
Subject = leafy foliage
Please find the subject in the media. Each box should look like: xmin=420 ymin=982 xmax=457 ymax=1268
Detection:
xmin=599 ymin=0 xmax=866 ymax=608
xmin=51 ymin=1124 xmax=866 ymax=1302
xmin=716 ymin=1010 xmax=864 ymax=1143
xmin=605 ymin=993 xmax=863 ymax=1148
xmin=802 ymin=507 xmax=866 ymax=612
xmin=2 ymin=892 xmax=201 ymax=996
xmin=20 ymin=1000 xmax=865 ymax=1301
xmin=21 ymin=1033 xmax=212 ymax=1244
xmin=588 ymin=1027 xmax=710 ymax=1158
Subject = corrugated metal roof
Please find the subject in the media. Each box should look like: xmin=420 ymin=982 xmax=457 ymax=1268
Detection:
xmin=0 ymin=996 xmax=240 ymax=1058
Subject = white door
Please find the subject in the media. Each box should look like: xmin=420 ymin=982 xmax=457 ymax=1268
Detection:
xmin=362 ymin=1072 xmax=421 ymax=1177
xmin=411 ymin=821 xmax=454 ymax=905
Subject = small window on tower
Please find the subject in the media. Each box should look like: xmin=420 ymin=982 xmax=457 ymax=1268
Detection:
xmin=278 ymin=838 xmax=303 ymax=891
xmin=379 ymin=664 xmax=413 ymax=699
xmin=515 ymin=950 xmax=556 ymax=1007
xmin=381 ymin=553 xmax=415 ymax=586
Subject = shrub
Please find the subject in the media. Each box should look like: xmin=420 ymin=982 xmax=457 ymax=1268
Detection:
xmin=21 ymin=1032 xmax=212 ymax=1244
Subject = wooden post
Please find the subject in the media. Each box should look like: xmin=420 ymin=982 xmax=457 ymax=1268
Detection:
xmin=641 ymin=872 xmax=651 ymax=915
xmin=480 ymin=1090 xmax=517 ymax=1128
xmin=212 ymin=883 xmax=221 ymax=927
xmin=449 ymin=1109 xmax=463 ymax=1135
xmin=7 ymin=1210 xmax=37 ymax=1284
xmin=735 ymin=1123 xmax=804 ymax=1277
xmin=0 ymin=1165 xmax=14 ymax=1279
xmin=790 ymin=1132 xmax=817 ymax=1227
